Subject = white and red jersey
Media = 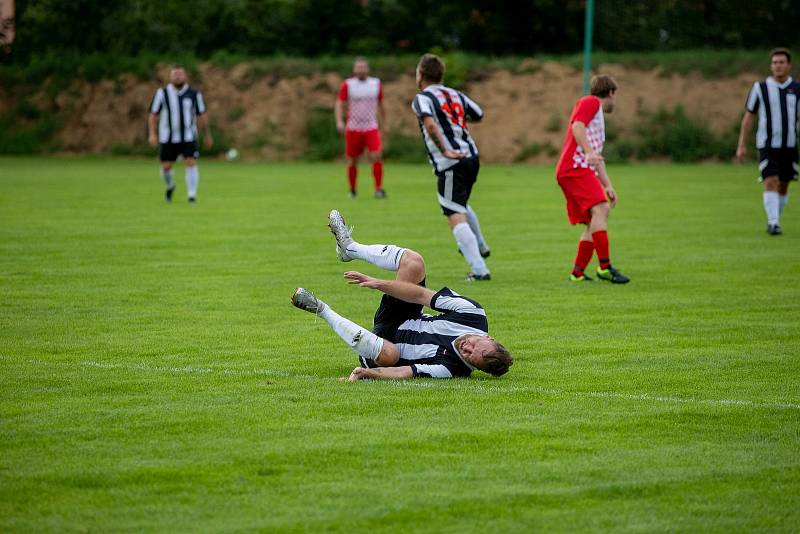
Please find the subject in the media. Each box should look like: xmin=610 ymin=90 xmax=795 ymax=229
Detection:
xmin=556 ymin=96 xmax=605 ymax=176
xmin=338 ymin=76 xmax=383 ymax=132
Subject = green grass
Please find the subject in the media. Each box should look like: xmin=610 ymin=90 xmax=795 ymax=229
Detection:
xmin=1 ymin=157 xmax=798 ymax=531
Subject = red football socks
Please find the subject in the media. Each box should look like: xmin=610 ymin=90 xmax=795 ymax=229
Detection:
xmin=592 ymin=230 xmax=611 ymax=269
xmin=572 ymin=239 xmax=595 ymax=276
xmin=347 ymin=165 xmax=357 ymax=192
xmin=372 ymin=161 xmax=383 ymax=191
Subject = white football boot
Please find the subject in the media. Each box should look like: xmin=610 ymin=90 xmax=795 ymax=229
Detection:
xmin=291 ymin=287 xmax=327 ymax=315
xmin=328 ymin=209 xmax=355 ymax=262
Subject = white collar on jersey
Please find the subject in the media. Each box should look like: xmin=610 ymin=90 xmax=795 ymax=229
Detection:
xmin=167 ymin=83 xmax=189 ymax=95
xmin=767 ymin=76 xmax=793 ymax=89
xmin=451 ymin=338 xmax=478 ymax=371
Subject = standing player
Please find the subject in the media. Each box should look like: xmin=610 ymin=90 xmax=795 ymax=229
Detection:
xmin=335 ymin=57 xmax=386 ymax=199
xmin=148 ymin=66 xmax=213 ymax=203
xmin=736 ymin=48 xmax=799 ymax=235
xmin=412 ymin=53 xmax=492 ymax=282
xmin=291 ymin=210 xmax=512 ymax=380
xmin=555 ymin=75 xmax=629 ymax=284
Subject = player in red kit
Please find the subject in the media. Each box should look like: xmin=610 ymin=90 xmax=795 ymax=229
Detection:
xmin=335 ymin=57 xmax=386 ymax=199
xmin=555 ymin=75 xmax=630 ymax=284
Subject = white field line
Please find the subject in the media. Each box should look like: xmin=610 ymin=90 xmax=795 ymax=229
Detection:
xmin=3 ymin=356 xmax=799 ymax=411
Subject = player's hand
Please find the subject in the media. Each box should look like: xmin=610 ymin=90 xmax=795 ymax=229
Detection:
xmin=148 ymin=134 xmax=158 ymax=147
xmin=204 ymin=135 xmax=214 ymax=150
xmin=586 ymin=151 xmax=604 ymax=167
xmin=348 ymin=367 xmax=370 ymax=381
xmin=336 ymin=122 xmax=345 ymax=134
xmin=605 ymin=186 xmax=618 ymax=208
xmin=735 ymin=145 xmax=746 ymax=163
xmin=344 ymin=271 xmax=381 ymax=289
xmin=443 ymin=149 xmax=466 ymax=160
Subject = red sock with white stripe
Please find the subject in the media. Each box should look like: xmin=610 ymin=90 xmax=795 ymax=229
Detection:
xmin=592 ymin=230 xmax=611 ymax=269
xmin=571 ymin=239 xmax=594 ymax=277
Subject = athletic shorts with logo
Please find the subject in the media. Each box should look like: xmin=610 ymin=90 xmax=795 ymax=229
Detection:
xmin=758 ymin=148 xmax=799 ymax=182
xmin=436 ymin=156 xmax=480 ymax=216
xmin=160 ymin=141 xmax=200 ymax=162
xmin=345 ymin=129 xmax=382 ymax=158
xmin=556 ymin=168 xmax=608 ymax=225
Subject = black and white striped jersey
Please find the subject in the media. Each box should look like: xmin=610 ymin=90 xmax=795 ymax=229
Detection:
xmin=150 ymin=84 xmax=207 ymax=144
xmin=412 ymin=84 xmax=483 ymax=173
xmin=745 ymin=77 xmax=800 ymax=149
xmin=394 ymin=287 xmax=489 ymax=379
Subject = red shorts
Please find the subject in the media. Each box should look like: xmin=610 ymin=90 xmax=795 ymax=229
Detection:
xmin=556 ymin=170 xmax=608 ymax=225
xmin=345 ymin=129 xmax=382 ymax=158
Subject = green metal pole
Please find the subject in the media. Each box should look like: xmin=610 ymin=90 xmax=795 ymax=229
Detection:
xmin=582 ymin=0 xmax=595 ymax=95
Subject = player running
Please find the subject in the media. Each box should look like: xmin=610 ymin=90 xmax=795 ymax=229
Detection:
xmin=736 ymin=48 xmax=799 ymax=235
xmin=148 ymin=66 xmax=213 ymax=203
xmin=412 ymin=53 xmax=492 ymax=282
xmin=555 ymin=75 xmax=629 ymax=284
xmin=291 ymin=210 xmax=513 ymax=381
xmin=335 ymin=57 xmax=386 ymax=199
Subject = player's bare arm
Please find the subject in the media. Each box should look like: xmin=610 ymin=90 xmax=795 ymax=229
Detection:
xmin=572 ymin=121 xmax=604 ymax=166
xmin=344 ymin=271 xmax=435 ymax=306
xmin=348 ymin=366 xmax=414 ymax=382
xmin=377 ymin=100 xmax=386 ymax=132
xmin=148 ymin=113 xmax=158 ymax=147
xmin=197 ymin=113 xmax=213 ymax=150
xmin=736 ymin=111 xmax=756 ymax=162
xmin=422 ymin=115 xmax=465 ymax=160
xmin=334 ymin=98 xmax=346 ymax=133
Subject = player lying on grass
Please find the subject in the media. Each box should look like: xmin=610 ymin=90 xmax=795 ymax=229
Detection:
xmin=291 ymin=210 xmax=513 ymax=381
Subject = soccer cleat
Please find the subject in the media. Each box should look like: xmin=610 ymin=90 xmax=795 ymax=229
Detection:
xmin=767 ymin=224 xmax=783 ymax=235
xmin=597 ymin=266 xmax=630 ymax=284
xmin=465 ymin=272 xmax=492 ymax=282
xmin=374 ymin=189 xmax=387 ymax=199
xmin=165 ymin=185 xmax=175 ymax=203
xmin=188 ymin=197 xmax=196 ymax=203
xmin=349 ymin=190 xmax=357 ymax=199
xmin=458 ymin=247 xmax=491 ymax=258
xmin=291 ymin=287 xmax=326 ymax=315
xmin=328 ymin=209 xmax=355 ymax=262
xmin=570 ymin=273 xmax=593 ymax=282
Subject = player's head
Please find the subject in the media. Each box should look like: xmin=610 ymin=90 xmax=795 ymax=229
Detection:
xmin=770 ymin=48 xmax=792 ymax=79
xmin=353 ymin=57 xmax=369 ymax=80
xmin=416 ymin=53 xmax=445 ymax=89
xmin=457 ymin=334 xmax=513 ymax=377
xmin=169 ymin=65 xmax=187 ymax=87
xmin=590 ymin=75 xmax=618 ymax=113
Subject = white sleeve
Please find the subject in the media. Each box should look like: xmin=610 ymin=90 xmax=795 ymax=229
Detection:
xmin=196 ymin=92 xmax=206 ymax=114
xmin=150 ymin=89 xmax=164 ymax=114
xmin=745 ymin=83 xmax=760 ymax=113
xmin=412 ymin=94 xmax=434 ymax=118
xmin=411 ymin=364 xmax=454 ymax=378
xmin=460 ymin=92 xmax=483 ymax=121
xmin=430 ymin=287 xmax=485 ymax=315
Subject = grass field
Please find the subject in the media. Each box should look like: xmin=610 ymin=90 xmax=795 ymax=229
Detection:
xmin=1 ymin=157 xmax=799 ymax=532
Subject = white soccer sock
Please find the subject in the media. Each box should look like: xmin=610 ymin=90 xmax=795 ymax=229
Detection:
xmin=186 ymin=166 xmax=199 ymax=198
xmin=779 ymin=194 xmax=788 ymax=215
xmin=161 ymin=168 xmax=174 ymax=188
xmin=466 ymin=204 xmax=489 ymax=254
xmin=453 ymin=222 xmax=489 ymax=275
xmin=346 ymin=243 xmax=406 ymax=272
xmin=763 ymin=191 xmax=780 ymax=225
xmin=320 ymin=305 xmax=384 ymax=361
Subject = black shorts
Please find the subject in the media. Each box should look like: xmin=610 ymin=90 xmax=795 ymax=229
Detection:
xmin=436 ymin=157 xmax=480 ymax=216
xmin=160 ymin=141 xmax=200 ymax=162
xmin=372 ymin=278 xmax=426 ymax=342
xmin=758 ymin=148 xmax=798 ymax=182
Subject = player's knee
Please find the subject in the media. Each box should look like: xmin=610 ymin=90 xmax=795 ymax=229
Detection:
xmin=185 ymin=158 xmax=197 ymax=167
xmin=592 ymin=202 xmax=610 ymax=219
xmin=369 ymin=151 xmax=382 ymax=162
xmin=162 ymin=162 xmax=173 ymax=171
xmin=400 ymin=250 xmax=426 ymax=281
xmin=375 ymin=342 xmax=400 ymax=366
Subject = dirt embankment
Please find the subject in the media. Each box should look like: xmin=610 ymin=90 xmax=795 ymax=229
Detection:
xmin=14 ymin=62 xmax=760 ymax=162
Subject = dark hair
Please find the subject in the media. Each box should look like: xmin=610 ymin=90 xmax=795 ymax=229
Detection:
xmin=771 ymin=47 xmax=791 ymax=63
xmin=590 ymin=75 xmax=617 ymax=98
xmin=481 ymin=342 xmax=513 ymax=377
xmin=417 ymin=53 xmax=445 ymax=83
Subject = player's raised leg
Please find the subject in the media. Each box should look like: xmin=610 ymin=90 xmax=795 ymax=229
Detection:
xmin=291 ymin=287 xmax=400 ymax=366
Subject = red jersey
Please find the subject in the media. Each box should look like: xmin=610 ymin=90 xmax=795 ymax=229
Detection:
xmin=556 ymin=96 xmax=605 ymax=177
xmin=337 ymin=77 xmax=383 ymax=132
